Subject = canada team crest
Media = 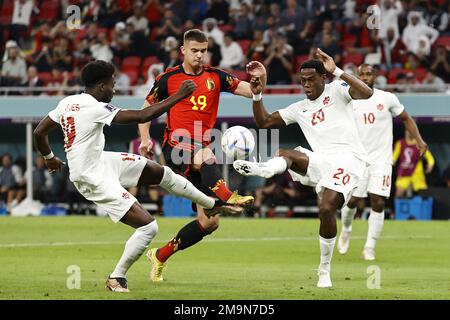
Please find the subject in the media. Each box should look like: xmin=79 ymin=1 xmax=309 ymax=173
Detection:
xmin=323 ymin=96 xmax=330 ymax=105
xmin=206 ymin=78 xmax=215 ymax=91
xmin=377 ymin=104 xmax=384 ymax=111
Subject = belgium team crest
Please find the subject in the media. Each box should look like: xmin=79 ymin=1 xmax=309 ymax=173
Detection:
xmin=206 ymin=78 xmax=215 ymax=91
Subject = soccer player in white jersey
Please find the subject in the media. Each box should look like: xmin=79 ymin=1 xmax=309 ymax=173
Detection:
xmin=233 ymin=49 xmax=373 ymax=288
xmin=33 ymin=60 xmax=242 ymax=293
xmin=337 ymin=64 xmax=428 ymax=260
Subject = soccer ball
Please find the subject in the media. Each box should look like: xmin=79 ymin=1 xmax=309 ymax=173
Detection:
xmin=221 ymin=126 xmax=255 ymax=159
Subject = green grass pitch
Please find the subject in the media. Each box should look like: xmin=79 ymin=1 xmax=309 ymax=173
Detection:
xmin=0 ymin=216 xmax=449 ymax=300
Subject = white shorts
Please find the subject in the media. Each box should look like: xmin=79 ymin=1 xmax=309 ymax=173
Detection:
xmin=288 ymin=146 xmax=367 ymax=207
xmin=352 ymin=162 xmax=392 ymax=198
xmin=72 ymin=151 xmax=147 ymax=223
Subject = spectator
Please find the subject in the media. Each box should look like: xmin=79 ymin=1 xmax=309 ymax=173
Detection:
xmin=393 ymin=130 xmax=435 ymax=198
xmin=264 ymin=31 xmax=293 ymax=84
xmin=1 ymin=40 xmax=27 ymax=87
xmin=347 ymin=12 xmax=377 ymax=55
xmin=90 ymin=33 xmax=113 ymax=63
xmin=72 ymin=38 xmax=92 ymax=69
xmin=313 ymin=20 xmax=341 ymax=47
xmin=377 ymin=0 xmax=402 ymax=40
xmin=203 ymin=17 xmax=224 ymax=46
xmin=234 ymin=3 xmax=254 ymax=40
xmin=402 ymin=11 xmax=439 ymax=54
xmin=316 ymin=33 xmax=342 ymax=66
xmin=114 ymin=68 xmax=131 ymax=95
xmin=144 ymin=0 xmax=164 ymax=28
xmin=164 ymin=49 xmax=182 ymax=70
xmin=157 ymin=36 xmax=179 ymax=63
xmin=313 ymin=0 xmax=345 ymax=25
xmin=133 ymin=76 xmax=150 ymax=98
xmin=424 ymin=1 xmax=449 ymax=33
xmin=188 ymin=0 xmax=209 ymax=25
xmin=0 ymin=154 xmax=25 ymax=212
xmin=97 ymin=0 xmax=124 ymax=29
xmin=207 ymin=0 xmax=230 ymax=25
xmin=126 ymin=5 xmax=150 ymax=35
xmin=156 ymin=9 xmax=182 ymax=40
xmin=206 ymin=36 xmax=222 ymax=67
xmin=430 ymin=46 xmax=450 ymax=83
xmin=66 ymin=66 xmax=84 ymax=95
xmin=22 ymin=65 xmax=44 ymax=96
xmin=29 ymin=38 xmax=53 ymax=72
xmin=25 ymin=156 xmax=53 ymax=204
xmin=46 ymin=68 xmax=68 ymax=96
xmin=421 ymin=70 xmax=446 ymax=93
xmin=246 ymin=30 xmax=265 ymax=63
xmin=379 ymin=27 xmax=407 ymax=70
xmin=53 ymin=38 xmax=74 ymax=72
xmin=9 ymin=0 xmax=38 ymax=47
xmin=30 ymin=22 xmax=51 ymax=54
xmin=219 ymin=32 xmax=244 ymax=70
xmin=254 ymin=171 xmax=302 ymax=216
xmin=262 ymin=15 xmax=281 ymax=45
xmin=252 ymin=3 xmax=270 ymax=31
xmin=373 ymin=64 xmax=388 ymax=89
xmin=279 ymin=0 xmax=311 ymax=43
xmin=146 ymin=63 xmax=164 ymax=88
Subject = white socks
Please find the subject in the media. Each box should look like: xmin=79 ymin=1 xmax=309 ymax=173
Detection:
xmin=365 ymin=210 xmax=384 ymax=249
xmin=319 ymin=236 xmax=336 ymax=272
xmin=110 ymin=220 xmax=159 ymax=278
xmin=341 ymin=206 xmax=357 ymax=233
xmin=159 ymin=166 xmax=214 ymax=209
xmin=267 ymin=157 xmax=287 ymax=174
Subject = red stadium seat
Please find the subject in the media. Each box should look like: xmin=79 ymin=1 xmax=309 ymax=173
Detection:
xmin=435 ymin=36 xmax=450 ymax=48
xmin=232 ymin=70 xmax=248 ymax=81
xmin=122 ymin=68 xmax=139 ymax=85
xmin=414 ymin=68 xmax=428 ymax=82
xmin=342 ymin=53 xmax=364 ymax=66
xmin=342 ymin=34 xmax=357 ymax=49
xmin=0 ymin=0 xmax=14 ymax=25
xmin=122 ymin=56 xmax=142 ymax=69
xmin=143 ymin=56 xmax=161 ymax=72
xmin=39 ymin=72 xmax=53 ymax=86
xmin=295 ymin=55 xmax=310 ymax=72
xmin=219 ymin=25 xmax=234 ymax=33
xmin=387 ymin=68 xmax=409 ymax=84
xmin=237 ymin=40 xmax=251 ymax=53
xmin=38 ymin=0 xmax=60 ymax=21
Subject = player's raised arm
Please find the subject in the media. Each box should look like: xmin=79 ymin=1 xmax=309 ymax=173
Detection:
xmin=112 ymin=80 xmax=197 ymax=125
xmin=249 ymin=76 xmax=286 ymax=129
xmin=397 ymin=110 xmax=428 ymax=156
xmin=232 ymin=61 xmax=267 ymax=98
xmin=33 ymin=116 xmax=65 ymax=173
xmin=316 ymin=48 xmax=372 ymax=100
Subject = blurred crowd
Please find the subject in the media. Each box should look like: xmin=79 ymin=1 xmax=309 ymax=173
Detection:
xmin=0 ymin=0 xmax=449 ymax=96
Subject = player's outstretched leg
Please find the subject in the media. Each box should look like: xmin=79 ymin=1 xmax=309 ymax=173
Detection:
xmin=362 ymin=194 xmax=385 ymax=261
xmin=337 ymin=197 xmax=358 ymax=255
xmin=233 ymin=149 xmax=309 ymax=178
xmin=195 ymin=148 xmax=253 ymax=207
xmin=107 ymin=203 xmax=159 ymax=292
xmin=317 ymin=189 xmax=343 ymax=288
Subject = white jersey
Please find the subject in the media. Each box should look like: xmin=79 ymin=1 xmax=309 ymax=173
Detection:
xmin=279 ymin=80 xmax=368 ymax=161
xmin=48 ymin=93 xmax=121 ymax=184
xmin=351 ymin=88 xmax=404 ymax=165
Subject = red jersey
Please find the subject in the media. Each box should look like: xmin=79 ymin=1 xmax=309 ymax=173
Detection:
xmin=145 ymin=64 xmax=240 ymax=151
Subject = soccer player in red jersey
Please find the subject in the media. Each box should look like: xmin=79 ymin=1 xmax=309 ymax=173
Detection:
xmin=138 ymin=29 xmax=266 ymax=282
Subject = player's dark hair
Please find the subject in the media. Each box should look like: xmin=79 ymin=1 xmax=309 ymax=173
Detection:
xmin=184 ymin=29 xmax=208 ymax=44
xmin=81 ymin=60 xmax=115 ymax=88
xmin=300 ymin=59 xmax=327 ymax=75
